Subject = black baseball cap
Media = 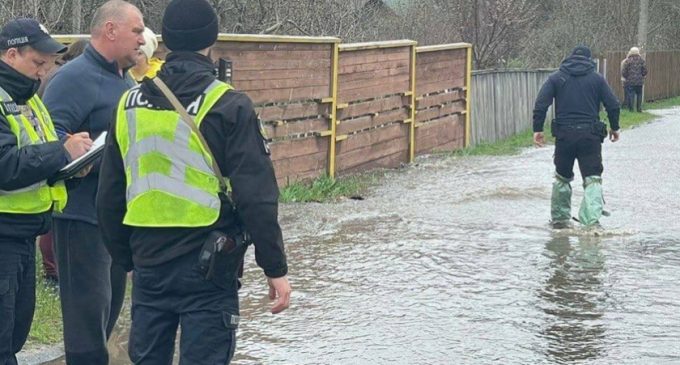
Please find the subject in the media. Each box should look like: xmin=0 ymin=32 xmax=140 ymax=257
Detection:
xmin=0 ymin=18 xmax=66 ymax=54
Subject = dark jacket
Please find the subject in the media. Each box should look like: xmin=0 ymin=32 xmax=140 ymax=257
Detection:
xmin=42 ymin=45 xmax=135 ymax=225
xmin=533 ymin=55 xmax=620 ymax=132
xmin=622 ymin=55 xmax=647 ymax=87
xmin=0 ymin=60 xmax=70 ymax=247
xmin=97 ymin=52 xmax=288 ymax=278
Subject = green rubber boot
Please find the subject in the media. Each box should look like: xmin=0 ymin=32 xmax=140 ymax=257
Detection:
xmin=578 ymin=176 xmax=604 ymax=227
xmin=551 ymin=173 xmax=573 ymax=228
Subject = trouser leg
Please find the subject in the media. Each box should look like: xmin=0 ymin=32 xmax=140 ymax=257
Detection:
xmin=0 ymin=242 xmax=35 ymax=365
xmin=634 ymin=85 xmax=643 ymax=112
xmin=54 ymin=219 xmax=122 ymax=365
xmin=624 ymin=85 xmax=633 ymax=111
xmin=128 ymin=269 xmax=179 ymax=365
xmin=38 ymin=231 xmax=58 ymax=280
xmin=575 ymin=134 xmax=605 ymax=226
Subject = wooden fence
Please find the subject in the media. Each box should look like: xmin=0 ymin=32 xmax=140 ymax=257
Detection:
xmin=470 ymin=69 xmax=554 ymax=145
xmin=600 ymin=50 xmax=680 ymax=102
xmin=54 ymin=35 xmax=472 ymax=186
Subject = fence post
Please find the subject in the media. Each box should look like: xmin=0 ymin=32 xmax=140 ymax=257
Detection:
xmin=465 ymin=45 xmax=473 ymax=147
xmin=409 ymin=43 xmax=417 ymax=162
xmin=328 ymin=42 xmax=340 ymax=178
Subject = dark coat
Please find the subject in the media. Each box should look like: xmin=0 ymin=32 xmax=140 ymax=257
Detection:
xmin=533 ymin=55 xmax=620 ymax=132
xmin=622 ymin=55 xmax=647 ymax=87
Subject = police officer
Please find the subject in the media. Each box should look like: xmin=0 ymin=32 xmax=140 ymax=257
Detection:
xmin=533 ymin=46 xmax=621 ymax=229
xmin=96 ymin=0 xmax=291 ymax=363
xmin=0 ymin=18 xmax=92 ymax=364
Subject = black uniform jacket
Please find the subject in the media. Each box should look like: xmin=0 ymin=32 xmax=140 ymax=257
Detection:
xmin=97 ymin=52 xmax=288 ymax=278
xmin=533 ymin=55 xmax=620 ymax=132
xmin=0 ymin=60 xmax=69 ymax=247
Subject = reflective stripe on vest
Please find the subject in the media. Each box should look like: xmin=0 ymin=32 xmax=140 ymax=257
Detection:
xmin=116 ymin=80 xmax=232 ymax=227
xmin=0 ymin=86 xmax=68 ymax=213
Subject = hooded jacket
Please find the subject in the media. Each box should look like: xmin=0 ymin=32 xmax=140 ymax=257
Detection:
xmin=97 ymin=52 xmax=287 ymax=278
xmin=0 ymin=60 xmax=70 ymax=248
xmin=533 ymin=55 xmax=620 ymax=132
xmin=622 ymin=54 xmax=647 ymax=87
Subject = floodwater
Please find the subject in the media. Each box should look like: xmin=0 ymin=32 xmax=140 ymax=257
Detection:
xmin=42 ymin=108 xmax=680 ymax=365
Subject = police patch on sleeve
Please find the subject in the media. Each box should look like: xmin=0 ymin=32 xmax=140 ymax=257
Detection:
xmin=256 ymin=118 xmax=270 ymax=155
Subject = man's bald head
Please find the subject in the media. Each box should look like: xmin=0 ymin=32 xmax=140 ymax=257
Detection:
xmin=90 ymin=0 xmax=142 ymax=37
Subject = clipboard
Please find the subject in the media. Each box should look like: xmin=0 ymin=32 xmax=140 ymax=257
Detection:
xmin=47 ymin=132 xmax=107 ymax=185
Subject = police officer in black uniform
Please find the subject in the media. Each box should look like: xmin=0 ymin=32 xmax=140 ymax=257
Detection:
xmin=96 ymin=0 xmax=291 ymax=363
xmin=0 ymin=18 xmax=92 ymax=364
xmin=533 ymin=46 xmax=621 ymax=229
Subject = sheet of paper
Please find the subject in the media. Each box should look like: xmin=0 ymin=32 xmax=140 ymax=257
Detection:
xmin=59 ymin=131 xmax=107 ymax=172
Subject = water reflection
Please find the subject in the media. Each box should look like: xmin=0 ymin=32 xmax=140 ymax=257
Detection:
xmin=539 ymin=235 xmax=607 ymax=363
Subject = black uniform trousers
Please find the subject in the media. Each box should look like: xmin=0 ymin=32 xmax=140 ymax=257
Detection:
xmin=129 ymin=247 xmax=240 ymax=365
xmin=554 ymin=125 xmax=604 ymax=181
xmin=0 ymin=240 xmax=35 ymax=365
xmin=53 ymin=219 xmax=127 ymax=365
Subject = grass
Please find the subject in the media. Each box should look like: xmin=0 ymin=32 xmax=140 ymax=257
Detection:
xmin=28 ymin=250 xmax=63 ymax=345
xmin=279 ymin=173 xmax=380 ymax=203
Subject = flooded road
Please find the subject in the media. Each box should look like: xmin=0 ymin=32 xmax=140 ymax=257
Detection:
xmin=40 ymin=108 xmax=680 ymax=364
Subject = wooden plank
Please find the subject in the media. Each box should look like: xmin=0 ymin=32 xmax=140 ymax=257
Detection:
xmin=339 ymin=48 xmax=411 ymax=66
xmin=339 ymin=73 xmax=411 ymax=92
xmin=263 ymin=118 xmax=329 ymax=139
xmin=338 ymin=65 xmax=410 ymax=83
xmin=417 ymin=50 xmax=467 ymax=64
xmin=338 ymin=81 xmax=410 ymax=103
xmin=269 ymin=136 xmax=328 ymax=159
xmin=416 ymin=90 xmax=465 ymax=109
xmin=247 ymin=86 xmax=330 ymax=104
xmin=336 ymin=127 xmax=409 ymax=171
xmin=223 ymin=58 xmax=331 ymax=71
xmin=235 ymin=76 xmax=329 ymax=91
xmin=336 ymin=123 xmax=409 ymax=153
xmin=337 ymin=95 xmax=408 ymax=120
xmin=215 ymin=42 xmax=332 ymax=52
xmin=217 ymin=50 xmax=329 ymax=61
xmin=416 ymin=101 xmax=466 ymax=123
xmin=256 ymin=103 xmax=329 ymax=122
xmin=273 ymin=150 xmax=327 ymax=178
xmin=337 ymin=149 xmax=408 ymax=175
xmin=339 ymin=59 xmax=410 ymax=74
xmin=233 ymin=69 xmax=330 ymax=82
xmin=417 ymin=78 xmax=465 ymax=96
xmin=415 ymin=115 xmax=464 ymax=153
xmin=337 ymin=108 xmax=410 ymax=135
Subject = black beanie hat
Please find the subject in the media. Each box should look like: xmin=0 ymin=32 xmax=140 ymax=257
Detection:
xmin=571 ymin=45 xmax=592 ymax=58
xmin=162 ymin=0 xmax=218 ymax=52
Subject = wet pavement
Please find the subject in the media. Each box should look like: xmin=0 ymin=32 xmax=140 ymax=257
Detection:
xmin=30 ymin=108 xmax=680 ymax=364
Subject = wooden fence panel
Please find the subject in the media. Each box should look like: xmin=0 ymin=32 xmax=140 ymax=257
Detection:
xmin=470 ymin=69 xmax=554 ymax=146
xmin=415 ymin=46 xmax=469 ymax=154
xmin=334 ymin=42 xmax=415 ymax=175
xmin=207 ymin=36 xmax=338 ymax=186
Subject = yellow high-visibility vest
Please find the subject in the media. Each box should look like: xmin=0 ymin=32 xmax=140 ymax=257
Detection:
xmin=0 ymin=86 xmax=67 ymax=213
xmin=116 ymin=79 xmax=232 ymax=227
